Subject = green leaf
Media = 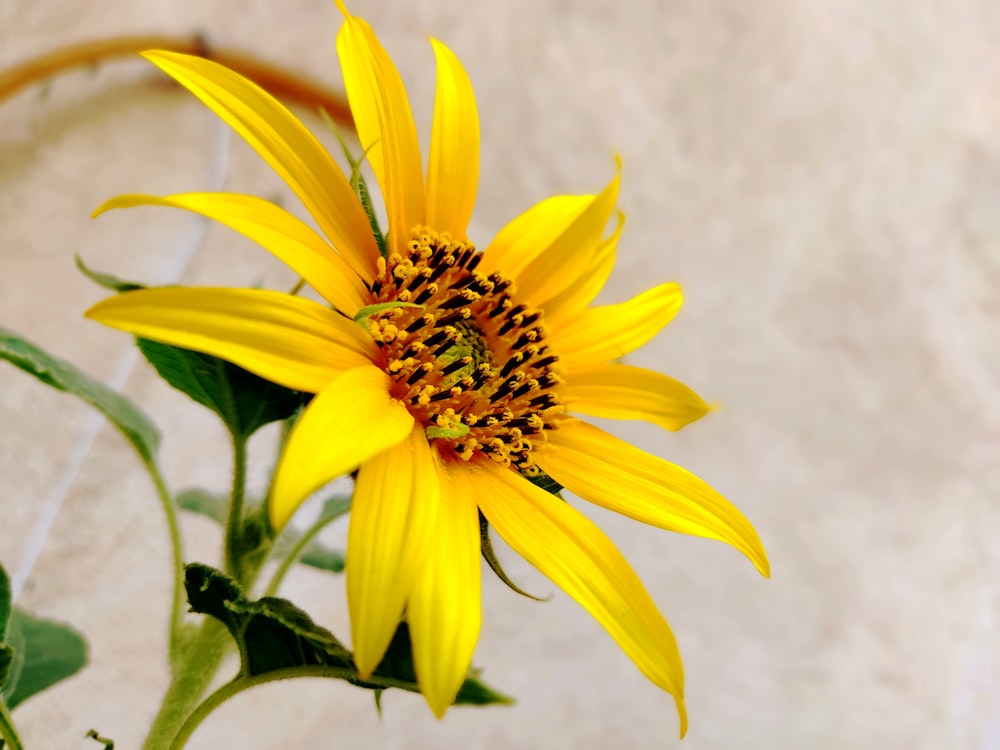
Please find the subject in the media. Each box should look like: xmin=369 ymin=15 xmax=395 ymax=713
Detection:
xmin=292 ymin=494 xmax=350 ymax=574
xmin=298 ymin=546 xmax=345 ymax=573
xmin=1 ymin=618 xmax=24 ymax=702
xmin=175 ymin=488 xmax=228 ymax=525
xmin=74 ymin=255 xmax=146 ymax=293
xmin=184 ymin=564 xmax=510 ymax=706
xmin=137 ymin=339 xmax=303 ymax=441
xmin=0 ymin=565 xmax=12 ymax=690
xmin=0 ymin=327 xmax=160 ymax=462
xmin=3 ymin=609 xmax=87 ymax=709
xmin=0 ymin=565 xmax=11 ymax=643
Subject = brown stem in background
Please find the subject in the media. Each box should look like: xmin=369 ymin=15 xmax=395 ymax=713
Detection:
xmin=0 ymin=34 xmax=354 ymax=131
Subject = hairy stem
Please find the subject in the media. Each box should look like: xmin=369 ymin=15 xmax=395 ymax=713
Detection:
xmin=141 ymin=620 xmax=229 ymax=750
xmin=169 ymin=665 xmax=435 ymax=750
xmin=223 ymin=437 xmax=248 ymax=582
xmin=144 ymin=461 xmax=186 ymax=664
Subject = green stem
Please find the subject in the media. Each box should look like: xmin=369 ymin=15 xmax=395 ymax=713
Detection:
xmin=262 ymin=520 xmax=328 ymax=598
xmin=223 ymin=436 xmax=248 ymax=582
xmin=263 ymin=495 xmax=351 ymax=597
xmin=140 ymin=619 xmax=228 ymax=750
xmin=0 ymin=698 xmax=25 ymax=750
xmin=168 ymin=666 xmax=427 ymax=750
xmin=144 ymin=459 xmax=185 ymax=664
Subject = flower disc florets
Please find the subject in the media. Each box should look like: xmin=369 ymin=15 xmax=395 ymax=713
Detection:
xmin=365 ymin=227 xmax=564 ymax=471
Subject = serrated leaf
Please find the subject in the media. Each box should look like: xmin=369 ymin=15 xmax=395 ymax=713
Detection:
xmin=184 ymin=564 xmax=510 ymax=706
xmin=3 ymin=609 xmax=87 ymax=709
xmin=0 ymin=327 xmax=160 ymax=462
xmin=175 ymin=488 xmax=228 ymax=525
xmin=137 ymin=339 xmax=303 ymax=441
xmin=75 ymin=255 xmax=146 ymax=293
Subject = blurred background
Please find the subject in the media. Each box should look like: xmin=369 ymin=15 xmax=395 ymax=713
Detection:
xmin=2 ymin=0 xmax=999 ymax=747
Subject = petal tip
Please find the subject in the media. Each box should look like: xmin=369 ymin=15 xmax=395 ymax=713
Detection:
xmin=426 ymin=696 xmax=449 ymax=720
xmin=676 ymin=695 xmax=688 ymax=738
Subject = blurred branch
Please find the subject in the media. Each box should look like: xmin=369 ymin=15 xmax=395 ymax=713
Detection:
xmin=0 ymin=34 xmax=354 ymax=131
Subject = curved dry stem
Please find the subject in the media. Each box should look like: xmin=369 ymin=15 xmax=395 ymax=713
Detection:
xmin=0 ymin=34 xmax=354 ymax=131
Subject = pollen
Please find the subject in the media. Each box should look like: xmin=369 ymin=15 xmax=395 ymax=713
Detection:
xmin=368 ymin=226 xmax=564 ymax=469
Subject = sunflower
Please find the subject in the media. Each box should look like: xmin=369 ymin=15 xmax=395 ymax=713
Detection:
xmin=85 ymin=1 xmax=768 ymax=735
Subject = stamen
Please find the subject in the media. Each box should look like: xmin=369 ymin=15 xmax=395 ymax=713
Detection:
xmin=372 ymin=225 xmax=564 ymax=470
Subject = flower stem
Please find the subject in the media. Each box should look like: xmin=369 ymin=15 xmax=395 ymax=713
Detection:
xmin=141 ymin=620 xmax=229 ymax=750
xmin=223 ymin=435 xmax=248 ymax=583
xmin=262 ymin=516 xmax=327 ymax=598
xmin=168 ymin=666 xmax=428 ymax=749
xmin=143 ymin=458 xmax=186 ymax=664
xmin=0 ymin=699 xmax=24 ymax=750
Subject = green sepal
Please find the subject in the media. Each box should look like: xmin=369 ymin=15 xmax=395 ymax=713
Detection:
xmin=0 ymin=327 xmax=160 ymax=462
xmin=2 ymin=609 xmax=87 ymax=709
xmin=478 ymin=512 xmax=547 ymax=601
xmin=184 ymin=564 xmax=510 ymax=706
xmin=323 ymin=109 xmax=386 ymax=257
xmin=137 ymin=339 xmax=303 ymax=441
xmin=524 ymin=469 xmax=564 ymax=497
xmin=74 ymin=255 xmax=146 ymax=293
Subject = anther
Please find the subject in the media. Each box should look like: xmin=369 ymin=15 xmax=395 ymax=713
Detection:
xmin=440 ymin=356 xmax=473 ymax=378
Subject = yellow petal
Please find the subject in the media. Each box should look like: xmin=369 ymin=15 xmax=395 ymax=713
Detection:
xmin=537 ymin=420 xmax=770 ymax=577
xmin=348 ymin=426 xmax=440 ymax=678
xmin=94 ymin=193 xmax=369 ymax=316
xmin=141 ymin=51 xmax=378 ymax=279
xmin=336 ymin=7 xmax=424 ymax=255
xmin=543 ymin=211 xmax=623 ymax=325
xmin=483 ymin=163 xmax=619 ymax=308
xmin=269 ymin=366 xmax=414 ymax=530
xmin=84 ymin=287 xmax=374 ymax=393
xmin=426 ymin=39 xmax=479 ymax=240
xmin=474 ymin=462 xmax=687 ymax=737
xmin=548 ymin=281 xmax=683 ymax=370
xmin=408 ymin=461 xmax=482 ymax=718
xmin=560 ymin=363 xmax=710 ymax=432
xmin=481 ymin=194 xmax=591 ymax=277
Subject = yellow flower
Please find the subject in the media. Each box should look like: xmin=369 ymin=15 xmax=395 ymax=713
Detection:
xmin=86 ymin=2 xmax=768 ymax=734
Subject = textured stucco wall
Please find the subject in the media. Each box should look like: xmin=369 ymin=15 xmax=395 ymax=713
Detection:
xmin=2 ymin=1 xmax=999 ymax=748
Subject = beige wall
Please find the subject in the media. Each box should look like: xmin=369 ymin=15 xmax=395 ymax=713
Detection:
xmin=2 ymin=1 xmax=999 ymax=747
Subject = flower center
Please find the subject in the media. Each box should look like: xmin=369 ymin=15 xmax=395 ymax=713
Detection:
xmin=364 ymin=226 xmax=563 ymax=471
